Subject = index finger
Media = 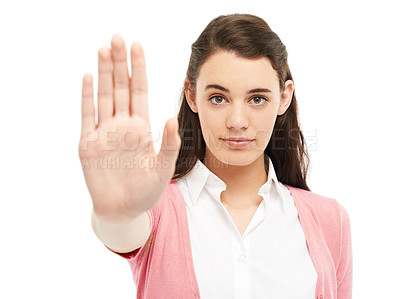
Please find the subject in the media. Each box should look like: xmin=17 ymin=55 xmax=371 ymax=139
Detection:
xmin=130 ymin=42 xmax=150 ymax=120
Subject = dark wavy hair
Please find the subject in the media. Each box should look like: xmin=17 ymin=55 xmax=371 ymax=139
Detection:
xmin=172 ymin=13 xmax=311 ymax=191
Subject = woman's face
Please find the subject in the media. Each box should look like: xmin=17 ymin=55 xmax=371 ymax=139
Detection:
xmin=185 ymin=50 xmax=294 ymax=167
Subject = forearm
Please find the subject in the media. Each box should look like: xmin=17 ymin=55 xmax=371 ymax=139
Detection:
xmin=91 ymin=209 xmax=151 ymax=253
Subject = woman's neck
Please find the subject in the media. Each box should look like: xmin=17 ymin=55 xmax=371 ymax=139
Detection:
xmin=203 ymin=153 xmax=268 ymax=208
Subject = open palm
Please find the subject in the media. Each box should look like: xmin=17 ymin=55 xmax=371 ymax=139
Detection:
xmin=78 ymin=35 xmax=180 ymax=220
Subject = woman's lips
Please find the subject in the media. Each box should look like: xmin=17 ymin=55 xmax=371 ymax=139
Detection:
xmin=221 ymin=138 xmax=254 ymax=149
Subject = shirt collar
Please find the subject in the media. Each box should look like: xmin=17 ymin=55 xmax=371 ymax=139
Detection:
xmin=184 ymin=156 xmax=286 ymax=206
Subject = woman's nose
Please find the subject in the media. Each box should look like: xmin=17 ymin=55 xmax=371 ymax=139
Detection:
xmin=226 ymin=104 xmax=249 ymax=130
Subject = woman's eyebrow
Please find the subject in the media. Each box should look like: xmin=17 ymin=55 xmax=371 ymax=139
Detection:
xmin=204 ymin=84 xmax=272 ymax=94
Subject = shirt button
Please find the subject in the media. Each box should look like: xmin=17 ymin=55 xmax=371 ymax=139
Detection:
xmin=237 ymin=254 xmax=247 ymax=263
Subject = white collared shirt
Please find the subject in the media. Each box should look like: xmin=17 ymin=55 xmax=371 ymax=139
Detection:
xmin=176 ymin=157 xmax=317 ymax=299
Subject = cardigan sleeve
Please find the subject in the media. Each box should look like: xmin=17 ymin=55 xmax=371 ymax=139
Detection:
xmin=336 ymin=203 xmax=353 ymax=299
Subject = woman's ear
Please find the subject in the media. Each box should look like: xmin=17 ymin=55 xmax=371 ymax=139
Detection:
xmin=184 ymin=79 xmax=198 ymax=113
xmin=278 ymin=80 xmax=294 ymax=116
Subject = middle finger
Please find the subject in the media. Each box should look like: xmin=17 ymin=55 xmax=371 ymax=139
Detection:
xmin=111 ymin=34 xmax=130 ymax=116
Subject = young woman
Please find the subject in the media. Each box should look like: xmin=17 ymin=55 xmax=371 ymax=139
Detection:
xmin=79 ymin=13 xmax=353 ymax=299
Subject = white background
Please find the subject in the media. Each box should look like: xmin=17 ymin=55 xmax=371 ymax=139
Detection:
xmin=1 ymin=0 xmax=399 ymax=298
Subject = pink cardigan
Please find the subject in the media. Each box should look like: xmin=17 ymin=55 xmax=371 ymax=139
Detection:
xmin=107 ymin=180 xmax=353 ymax=299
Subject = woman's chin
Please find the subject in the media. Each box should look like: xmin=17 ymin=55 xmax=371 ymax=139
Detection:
xmin=214 ymin=153 xmax=257 ymax=167
xmin=204 ymin=145 xmax=263 ymax=167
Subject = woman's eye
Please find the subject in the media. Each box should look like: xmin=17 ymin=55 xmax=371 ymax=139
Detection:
xmin=250 ymin=97 xmax=268 ymax=105
xmin=209 ymin=96 xmax=226 ymax=105
xmin=208 ymin=95 xmax=268 ymax=105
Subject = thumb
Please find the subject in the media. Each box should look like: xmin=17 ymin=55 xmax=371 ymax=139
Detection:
xmin=156 ymin=117 xmax=181 ymax=180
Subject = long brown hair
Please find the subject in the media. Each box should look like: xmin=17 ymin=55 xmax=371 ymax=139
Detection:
xmin=172 ymin=13 xmax=311 ymax=191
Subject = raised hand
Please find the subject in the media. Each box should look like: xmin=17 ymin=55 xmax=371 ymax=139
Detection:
xmin=79 ymin=34 xmax=181 ymax=220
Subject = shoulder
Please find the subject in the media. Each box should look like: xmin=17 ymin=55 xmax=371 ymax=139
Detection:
xmin=148 ymin=180 xmax=185 ymax=223
xmin=286 ymin=185 xmax=353 ymax=288
xmin=284 ymin=184 xmax=351 ymax=237
xmin=285 ymin=184 xmax=348 ymax=218
xmin=153 ymin=179 xmax=182 ymax=206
